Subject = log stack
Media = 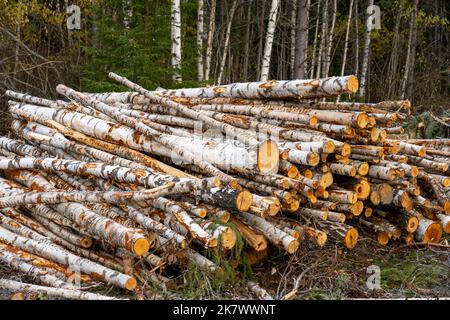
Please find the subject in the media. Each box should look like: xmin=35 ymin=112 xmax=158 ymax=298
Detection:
xmin=0 ymin=73 xmax=448 ymax=299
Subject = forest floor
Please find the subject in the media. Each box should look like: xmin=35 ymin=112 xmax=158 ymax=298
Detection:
xmin=1 ymin=234 xmax=448 ymax=300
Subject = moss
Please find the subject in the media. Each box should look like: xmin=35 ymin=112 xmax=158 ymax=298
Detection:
xmin=375 ymin=251 xmax=448 ymax=290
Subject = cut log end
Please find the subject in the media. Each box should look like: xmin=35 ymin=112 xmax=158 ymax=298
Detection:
xmin=403 ymin=233 xmax=414 ymax=244
xmin=10 ymin=292 xmax=25 ymax=300
xmin=287 ymin=240 xmax=300 ymax=254
xmin=357 ymin=162 xmax=370 ymax=176
xmin=422 ymin=223 xmax=443 ymax=243
xmin=348 ymin=192 xmax=358 ymax=204
xmin=356 ymin=181 xmax=371 ymax=200
xmin=257 ymin=140 xmax=280 ymax=174
xmin=324 ymin=141 xmax=336 ymax=154
xmin=320 ymin=173 xmax=334 ymax=189
xmin=308 ymin=152 xmax=320 ymax=166
xmin=346 ymin=75 xmax=359 ymax=93
xmin=125 ymin=277 xmax=138 ymax=291
xmin=303 ymin=169 xmax=313 ymax=179
xmin=221 ymin=227 xmax=237 ymax=250
xmin=207 ymin=238 xmax=218 ymax=248
xmin=377 ymin=232 xmax=390 ymax=246
xmin=418 ymin=147 xmax=427 ymax=157
xmin=80 ymin=236 xmax=93 ymax=248
xmin=309 ymin=116 xmax=318 ymax=126
xmin=344 ymin=227 xmax=358 ymax=249
xmin=364 ymin=207 xmax=373 ymax=217
xmin=340 ymin=143 xmax=352 ymax=157
xmin=286 ymin=166 xmax=300 ymax=179
xmin=236 ymin=190 xmax=253 ymax=212
xmin=352 ymin=201 xmax=364 ymax=216
xmin=407 ymin=216 xmax=419 ymax=234
xmin=316 ymin=231 xmax=328 ymax=247
xmin=370 ymin=191 xmax=381 ymax=206
xmin=444 ymin=201 xmax=450 ymax=214
xmin=287 ymin=200 xmax=300 ymax=212
xmin=133 ymin=238 xmax=151 ymax=256
xmin=356 ymin=113 xmax=370 ymax=129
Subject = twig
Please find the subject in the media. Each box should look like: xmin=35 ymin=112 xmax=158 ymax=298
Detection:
xmin=385 ymin=242 xmax=450 ymax=261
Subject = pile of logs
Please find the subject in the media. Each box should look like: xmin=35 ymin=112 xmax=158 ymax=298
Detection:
xmin=0 ymin=73 xmax=448 ymax=300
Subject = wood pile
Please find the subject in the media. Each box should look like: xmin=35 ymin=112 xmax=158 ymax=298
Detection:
xmin=0 ymin=73 xmax=448 ymax=299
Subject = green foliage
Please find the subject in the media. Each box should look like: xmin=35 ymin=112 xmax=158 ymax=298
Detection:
xmin=402 ymin=111 xmax=449 ymax=138
xmin=81 ymin=0 xmax=203 ymax=92
xmin=376 ymin=251 xmax=448 ymax=290
xmin=176 ymin=220 xmax=253 ymax=299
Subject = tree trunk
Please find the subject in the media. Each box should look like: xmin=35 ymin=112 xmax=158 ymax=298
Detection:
xmin=310 ymin=0 xmax=321 ymax=78
xmin=339 ymin=0 xmax=354 ymax=78
xmin=196 ymin=0 xmax=205 ymax=81
xmin=387 ymin=5 xmax=402 ymax=98
xmin=217 ymin=0 xmax=239 ymax=85
xmin=243 ymin=0 xmax=253 ymax=81
xmin=324 ymin=0 xmax=337 ymax=77
xmin=256 ymin=0 xmax=267 ymax=80
xmin=401 ymin=0 xmax=419 ymax=100
xmin=317 ymin=0 xmax=328 ymax=78
xmin=171 ymin=0 xmax=182 ymax=82
xmin=260 ymin=0 xmax=280 ymax=81
xmin=359 ymin=0 xmax=373 ymax=98
xmin=293 ymin=0 xmax=310 ymax=79
xmin=354 ymin=0 xmax=359 ymax=77
xmin=204 ymin=0 xmax=216 ymax=81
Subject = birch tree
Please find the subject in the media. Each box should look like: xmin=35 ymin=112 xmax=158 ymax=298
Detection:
xmin=336 ymin=0 xmax=354 ymax=102
xmin=260 ymin=0 xmax=281 ymax=81
xmin=204 ymin=0 xmax=217 ymax=81
xmin=217 ymin=0 xmax=239 ymax=85
xmin=171 ymin=0 xmax=182 ymax=82
xmin=316 ymin=0 xmax=328 ymax=78
xmin=324 ymin=0 xmax=337 ymax=77
xmin=401 ymin=0 xmax=419 ymax=100
xmin=310 ymin=0 xmax=321 ymax=78
xmin=196 ymin=0 xmax=205 ymax=81
xmin=359 ymin=0 xmax=374 ymax=98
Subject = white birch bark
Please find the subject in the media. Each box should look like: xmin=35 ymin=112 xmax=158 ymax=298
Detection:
xmin=0 ymin=279 xmax=122 ymax=300
xmin=260 ymin=0 xmax=280 ymax=81
xmin=359 ymin=0 xmax=374 ymax=98
xmin=324 ymin=0 xmax=337 ymax=77
xmin=339 ymin=0 xmax=354 ymax=81
xmin=171 ymin=0 xmax=182 ymax=82
xmin=196 ymin=0 xmax=205 ymax=81
xmin=204 ymin=0 xmax=217 ymax=81
xmin=154 ymin=75 xmax=358 ymax=99
xmin=217 ymin=0 xmax=238 ymax=85
xmin=0 ymin=226 xmax=136 ymax=291
xmin=56 ymin=86 xmax=235 ymax=182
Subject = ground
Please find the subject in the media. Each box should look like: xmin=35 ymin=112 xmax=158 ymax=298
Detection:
xmin=1 ymin=234 xmax=448 ymax=300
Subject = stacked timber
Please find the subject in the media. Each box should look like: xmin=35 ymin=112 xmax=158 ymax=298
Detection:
xmin=0 ymin=73 xmax=448 ymax=300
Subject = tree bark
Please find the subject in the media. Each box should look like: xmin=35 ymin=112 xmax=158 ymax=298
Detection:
xmin=217 ymin=0 xmax=239 ymax=85
xmin=401 ymin=0 xmax=419 ymax=100
xmin=196 ymin=0 xmax=205 ymax=81
xmin=260 ymin=0 xmax=280 ymax=81
xmin=171 ymin=0 xmax=182 ymax=82
xmin=359 ymin=0 xmax=374 ymax=98
xmin=293 ymin=0 xmax=310 ymax=79
xmin=204 ymin=0 xmax=216 ymax=81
